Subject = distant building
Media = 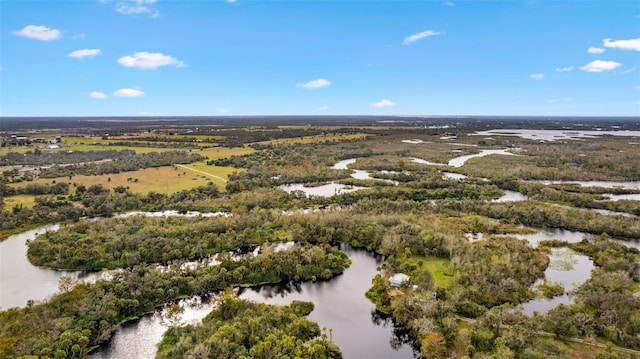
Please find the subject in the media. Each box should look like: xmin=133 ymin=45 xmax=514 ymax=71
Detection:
xmin=389 ymin=273 xmax=410 ymax=288
xmin=10 ymin=135 xmax=30 ymax=145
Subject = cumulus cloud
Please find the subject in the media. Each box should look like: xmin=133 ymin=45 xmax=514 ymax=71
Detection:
xmin=13 ymin=25 xmax=61 ymax=41
xmin=555 ymin=66 xmax=574 ymax=72
xmin=296 ymin=78 xmax=331 ymax=89
xmin=579 ymin=60 xmax=622 ymax=73
xmin=403 ymin=30 xmax=441 ymax=45
xmin=603 ymin=38 xmax=640 ymax=51
xmin=117 ymin=52 xmax=186 ymax=70
xmin=371 ymin=99 xmax=396 ymax=108
xmin=68 ymin=49 xmax=102 ymax=59
xmin=113 ymin=88 xmax=145 ymax=97
xmin=587 ymin=47 xmax=605 ymax=54
xmin=114 ymin=0 xmax=159 ymax=17
xmin=89 ymin=91 xmax=107 ymax=99
xmin=317 ymin=105 xmax=329 ymax=111
xmin=530 ymin=73 xmax=544 ymax=80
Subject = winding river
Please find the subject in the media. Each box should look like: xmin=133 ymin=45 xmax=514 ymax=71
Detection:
xmin=0 ymin=224 xmax=98 ymax=310
xmin=0 ymin=219 xmax=416 ymax=358
xmin=92 ymin=245 xmax=416 ymax=359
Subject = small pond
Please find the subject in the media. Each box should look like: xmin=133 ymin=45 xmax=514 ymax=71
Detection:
xmin=520 ymin=247 xmax=594 ymax=315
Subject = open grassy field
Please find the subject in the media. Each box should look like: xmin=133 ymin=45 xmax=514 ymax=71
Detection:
xmin=198 ymin=146 xmax=254 ymax=159
xmin=3 ymin=145 xmax=251 ymax=194
xmin=254 ymin=133 xmax=370 ymax=146
xmin=9 ymin=165 xmax=240 ymax=194
xmin=409 ymin=255 xmax=453 ymax=288
xmin=2 ymin=194 xmax=37 ymax=210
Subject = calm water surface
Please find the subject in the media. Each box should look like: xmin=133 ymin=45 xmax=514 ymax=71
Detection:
xmin=0 ymin=224 xmax=98 ymax=309
xmin=92 ymin=245 xmax=416 ymax=359
xmin=520 ymin=247 xmax=594 ymax=315
xmin=474 ymin=129 xmax=640 ymax=141
xmin=280 ymin=182 xmax=367 ymax=197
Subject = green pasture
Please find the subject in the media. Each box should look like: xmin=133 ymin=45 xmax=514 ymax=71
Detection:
xmin=2 ymin=194 xmax=37 ymax=210
xmin=409 ymin=255 xmax=452 ymax=288
xmin=9 ymin=165 xmax=240 ymax=195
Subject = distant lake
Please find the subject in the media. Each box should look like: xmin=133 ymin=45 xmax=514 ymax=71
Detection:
xmin=474 ymin=129 xmax=640 ymax=141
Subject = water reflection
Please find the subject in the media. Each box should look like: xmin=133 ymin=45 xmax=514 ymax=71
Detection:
xmin=492 ymin=190 xmax=528 ymax=203
xmin=280 ymin=182 xmax=367 ymax=197
xmin=370 ymin=310 xmax=418 ymax=352
xmin=539 ymin=180 xmax=640 ymax=190
xmin=447 ymin=149 xmax=515 ymax=167
xmin=604 ymin=193 xmax=640 ymax=201
xmin=93 ymin=245 xmax=416 ymax=359
xmin=520 ymin=248 xmax=594 ymax=315
xmin=0 ymin=224 xmax=100 ymax=310
xmin=474 ymin=129 xmax=640 ymax=141
xmin=238 ymin=245 xmax=416 ymax=359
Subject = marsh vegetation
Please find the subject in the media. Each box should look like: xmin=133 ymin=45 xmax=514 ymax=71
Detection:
xmin=1 ymin=117 xmax=640 ymax=358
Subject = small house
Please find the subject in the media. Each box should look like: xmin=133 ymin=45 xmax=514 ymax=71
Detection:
xmin=389 ymin=273 xmax=410 ymax=288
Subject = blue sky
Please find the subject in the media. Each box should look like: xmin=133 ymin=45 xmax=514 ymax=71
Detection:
xmin=1 ymin=0 xmax=639 ymax=117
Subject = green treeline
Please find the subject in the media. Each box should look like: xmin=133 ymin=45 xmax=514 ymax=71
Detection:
xmin=156 ymin=293 xmax=341 ymax=359
xmin=0 ymin=183 xmax=223 ymax=238
xmin=469 ymin=200 xmax=640 ymax=239
xmin=0 ymin=150 xmax=138 ymax=167
xmin=0 ymin=244 xmax=350 ymax=358
xmin=27 ymin=208 xmax=467 ymax=271
xmin=39 ymin=151 xmax=204 ymax=178
xmin=452 ymin=237 xmax=548 ymax=310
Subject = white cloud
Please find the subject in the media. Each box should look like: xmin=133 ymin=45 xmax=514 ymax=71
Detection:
xmin=555 ymin=66 xmax=574 ymax=72
xmin=621 ymin=67 xmax=637 ymax=74
xmin=13 ymin=25 xmax=62 ymax=41
xmin=603 ymin=38 xmax=640 ymax=51
xmin=72 ymin=33 xmax=86 ymax=40
xmin=636 ymin=101 xmax=640 ymax=105
xmin=117 ymin=52 xmax=186 ymax=70
xmin=296 ymin=78 xmax=331 ymax=89
xmin=68 ymin=49 xmax=102 ymax=59
xmin=113 ymin=88 xmax=145 ymax=97
xmin=547 ymin=98 xmax=559 ymax=103
xmin=216 ymin=108 xmax=230 ymax=113
xmin=530 ymin=73 xmax=544 ymax=80
xmin=371 ymin=99 xmax=396 ymax=108
xmin=317 ymin=105 xmax=329 ymax=111
xmin=587 ymin=47 xmax=605 ymax=54
xmin=443 ymin=1 xmax=454 ymax=6
xmin=114 ymin=0 xmax=159 ymax=17
xmin=403 ymin=30 xmax=441 ymax=45
xmin=226 ymin=0 xmax=238 ymax=3
xmin=579 ymin=60 xmax=622 ymax=73
xmin=89 ymin=91 xmax=107 ymax=99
